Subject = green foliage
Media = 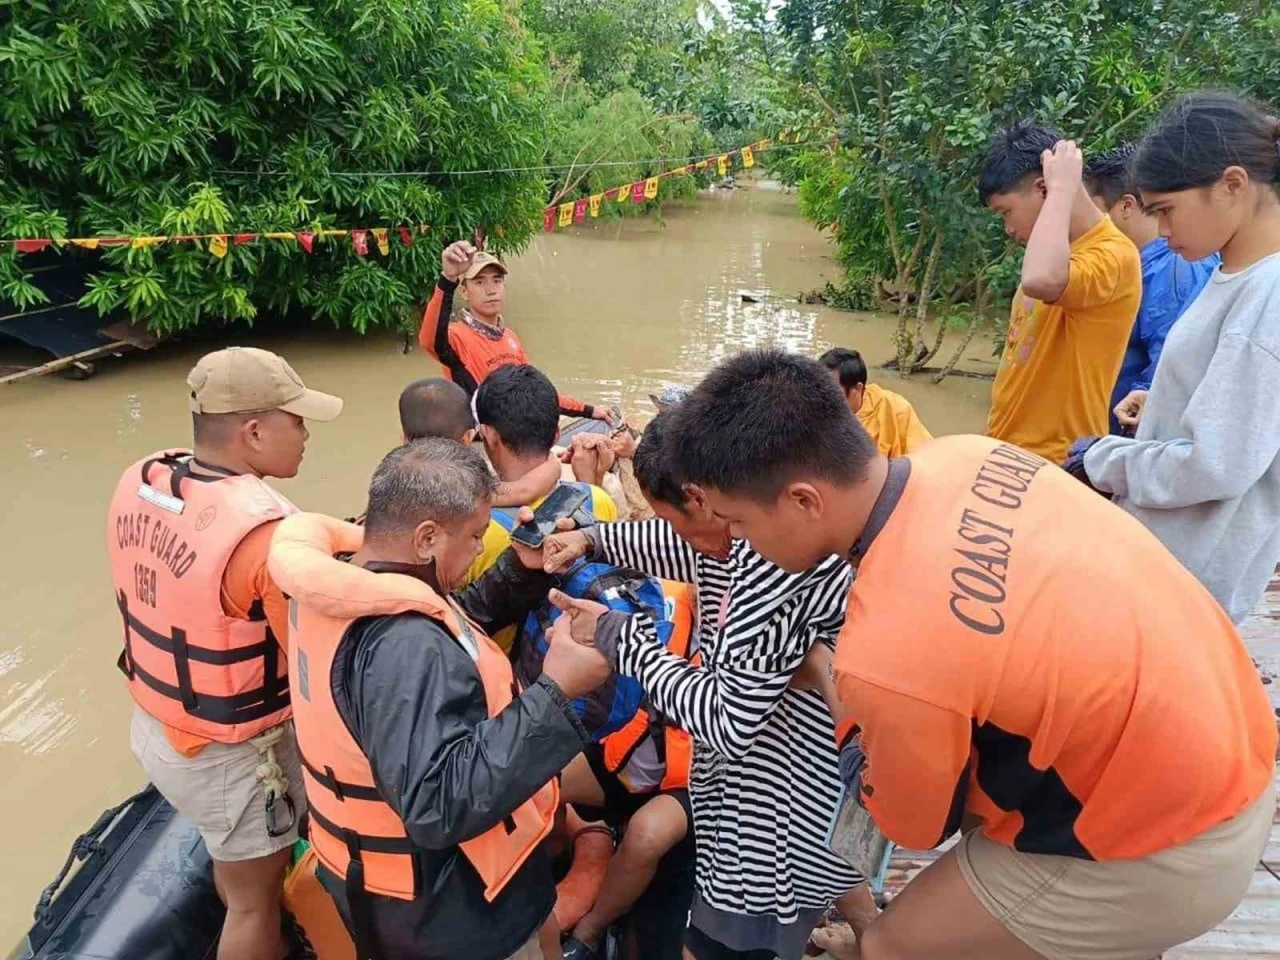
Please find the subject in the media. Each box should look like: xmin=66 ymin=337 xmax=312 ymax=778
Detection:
xmin=764 ymin=0 xmax=1280 ymax=371
xmin=0 ymin=0 xmax=551 ymax=334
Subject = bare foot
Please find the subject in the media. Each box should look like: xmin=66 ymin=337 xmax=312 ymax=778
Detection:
xmin=810 ymin=922 xmax=860 ymax=960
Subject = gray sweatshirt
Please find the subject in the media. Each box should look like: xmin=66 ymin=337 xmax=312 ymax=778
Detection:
xmin=1085 ymin=250 xmax=1280 ymax=624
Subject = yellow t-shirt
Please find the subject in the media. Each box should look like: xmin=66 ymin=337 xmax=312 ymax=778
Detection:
xmin=986 ymin=216 xmax=1140 ymax=464
xmin=467 ymin=481 xmax=618 ymax=651
xmin=857 ymin=382 xmax=933 ymax=458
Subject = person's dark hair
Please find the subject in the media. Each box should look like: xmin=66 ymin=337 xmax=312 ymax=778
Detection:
xmin=1083 ymin=143 xmax=1137 ymax=208
xmin=474 ymin=364 xmax=559 ymax=457
xmin=667 ymin=349 xmax=877 ymax=502
xmin=977 ymin=120 xmax=1064 ymax=205
xmin=363 ymin=438 xmax=496 ymax=539
xmin=398 ymin=378 xmax=474 ymax=442
xmin=818 ymin=347 xmax=868 ymax=392
xmin=633 ymin=411 xmax=688 ymax=509
xmin=1131 ymin=91 xmax=1280 ymax=193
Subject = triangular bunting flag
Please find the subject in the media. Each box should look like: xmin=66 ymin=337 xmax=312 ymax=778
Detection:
xmin=573 ymin=198 xmax=588 ymax=224
xmin=372 ymin=228 xmax=390 ymax=256
xmin=644 ymin=177 xmax=659 ymax=200
xmin=618 ymin=185 xmax=631 ymax=204
xmin=631 ymin=181 xmax=646 ymax=203
xmin=589 ymin=194 xmax=602 ymax=218
xmin=398 ymin=227 xmax=414 ymax=246
xmin=14 ymin=239 xmax=52 ymax=254
xmin=675 ymin=165 xmax=689 ymax=176
xmin=717 ymin=154 xmax=729 ymax=176
xmin=297 ymin=232 xmax=315 ymax=254
xmin=209 ymin=235 xmax=228 ymax=259
xmin=695 ymin=159 xmax=709 ymax=170
xmin=741 ymin=146 xmax=755 ymax=168
xmin=542 ymin=208 xmax=556 ymax=232
xmin=558 ymin=202 xmax=574 ymax=227
xmin=233 ymin=233 xmax=256 ymax=246
xmin=70 ymin=238 xmax=100 ymax=250
xmin=130 ymin=236 xmax=165 ymax=249
xmin=98 ymin=238 xmax=130 ymax=247
xmin=350 ymin=230 xmax=369 ymax=256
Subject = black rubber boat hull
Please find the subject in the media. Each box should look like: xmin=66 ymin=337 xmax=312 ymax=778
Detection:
xmin=14 ymin=786 xmax=223 ymax=960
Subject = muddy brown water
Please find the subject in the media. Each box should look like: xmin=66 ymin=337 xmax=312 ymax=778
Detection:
xmin=0 ymin=182 xmax=993 ymax=944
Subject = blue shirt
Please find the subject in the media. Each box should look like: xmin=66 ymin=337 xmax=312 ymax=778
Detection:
xmin=1110 ymin=238 xmax=1217 ymax=433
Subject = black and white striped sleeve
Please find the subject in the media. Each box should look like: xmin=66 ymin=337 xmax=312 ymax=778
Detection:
xmin=593 ymin=518 xmax=701 ymax=584
xmin=616 ymin=552 xmax=853 ymax=761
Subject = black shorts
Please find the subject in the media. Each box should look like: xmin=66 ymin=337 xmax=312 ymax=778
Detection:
xmin=683 ymin=924 xmax=777 ymax=960
xmin=581 ymin=742 xmax=693 ymax=828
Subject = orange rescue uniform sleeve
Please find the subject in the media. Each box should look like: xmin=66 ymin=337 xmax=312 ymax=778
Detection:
xmin=221 ymin=519 xmax=291 ymax=652
xmin=834 ymin=671 xmax=974 ymax=851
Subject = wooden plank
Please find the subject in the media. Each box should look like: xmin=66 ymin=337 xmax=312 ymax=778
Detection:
xmin=0 ymin=340 xmax=132 ymax=386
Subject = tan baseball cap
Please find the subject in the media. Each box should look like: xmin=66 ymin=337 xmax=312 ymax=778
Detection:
xmin=462 ymin=251 xmax=507 ymax=281
xmin=187 ymin=347 xmax=343 ymax=421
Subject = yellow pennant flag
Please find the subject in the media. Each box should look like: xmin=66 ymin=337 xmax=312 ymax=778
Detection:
xmin=644 ymin=177 xmax=659 ymax=200
xmin=209 ymin=235 xmax=228 ymax=259
xmin=558 ymin=202 xmax=574 ymax=227
xmin=70 ymin=238 xmax=100 ymax=250
xmin=617 ymin=185 xmax=630 ymax=204
xmin=131 ymin=236 xmax=165 ymax=249
xmin=372 ymin=228 xmax=390 ymax=256
xmin=741 ymin=146 xmax=755 ymax=168
xmin=675 ymin=165 xmax=689 ymax=176
xmin=757 ymin=138 xmax=772 ymax=150
xmin=589 ymin=194 xmax=602 ymax=218
xmin=717 ymin=154 xmax=729 ymax=176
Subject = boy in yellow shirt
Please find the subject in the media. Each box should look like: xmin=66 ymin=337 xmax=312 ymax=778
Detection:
xmin=819 ymin=347 xmax=932 ymax=456
xmin=469 ymin=363 xmax=616 ymax=584
xmin=979 ymin=123 xmax=1141 ymax=463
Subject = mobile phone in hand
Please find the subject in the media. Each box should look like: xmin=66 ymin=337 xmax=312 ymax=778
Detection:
xmin=510 ymin=485 xmax=591 ymax=548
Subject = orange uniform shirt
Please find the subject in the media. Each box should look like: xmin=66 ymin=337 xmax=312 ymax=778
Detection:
xmin=857 ymin=383 xmax=932 ymax=458
xmin=834 ymin=435 xmax=1274 ymax=860
xmin=419 ymin=278 xmax=591 ymax=416
xmin=164 ymin=520 xmax=291 ymax=756
xmin=987 ymin=217 xmax=1140 ymax=464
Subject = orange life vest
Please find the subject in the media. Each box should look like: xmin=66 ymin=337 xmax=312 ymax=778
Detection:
xmin=601 ymin=580 xmax=697 ymax=793
xmin=107 ymin=450 xmax=295 ymax=743
xmin=270 ymin=513 xmax=560 ymax=904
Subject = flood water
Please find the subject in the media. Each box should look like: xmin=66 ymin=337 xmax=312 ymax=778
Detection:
xmin=0 ymin=182 xmax=992 ymax=945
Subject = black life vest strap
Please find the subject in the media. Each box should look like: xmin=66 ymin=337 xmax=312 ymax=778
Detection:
xmin=116 ymin=593 xmax=279 ymax=665
xmin=307 ymin=803 xmax=417 ymax=856
xmin=300 ymin=753 xmax=386 ymax=804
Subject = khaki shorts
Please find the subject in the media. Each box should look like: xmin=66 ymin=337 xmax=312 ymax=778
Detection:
xmin=957 ymin=779 xmax=1276 ymax=960
xmin=130 ymin=706 xmax=306 ymax=862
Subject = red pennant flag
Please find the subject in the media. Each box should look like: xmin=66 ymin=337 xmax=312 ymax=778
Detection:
xmin=350 ymin=230 xmax=369 ymax=256
xmin=573 ymin=198 xmax=588 ymax=223
xmin=398 ymin=227 xmax=414 ymax=246
xmin=233 ymin=233 xmax=257 ymax=246
xmin=631 ymin=181 xmax=646 ymax=203
xmin=297 ymin=232 xmax=315 ymax=254
xmin=14 ymin=239 xmax=52 ymax=254
xmin=542 ymin=207 xmax=556 ymax=232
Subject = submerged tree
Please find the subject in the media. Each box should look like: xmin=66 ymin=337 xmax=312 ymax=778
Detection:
xmin=0 ymin=0 xmax=551 ymax=334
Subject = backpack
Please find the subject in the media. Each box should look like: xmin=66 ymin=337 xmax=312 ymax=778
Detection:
xmin=515 ymin=560 xmax=682 ymax=740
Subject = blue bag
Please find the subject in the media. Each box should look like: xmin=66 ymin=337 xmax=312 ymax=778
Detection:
xmin=515 ymin=560 xmax=678 ymax=740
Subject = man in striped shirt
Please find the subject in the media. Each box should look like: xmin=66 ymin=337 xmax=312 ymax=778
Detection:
xmin=544 ymin=411 xmax=875 ymax=960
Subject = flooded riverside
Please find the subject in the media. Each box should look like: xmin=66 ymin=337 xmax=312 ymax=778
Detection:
xmin=0 ymin=182 xmax=992 ymax=945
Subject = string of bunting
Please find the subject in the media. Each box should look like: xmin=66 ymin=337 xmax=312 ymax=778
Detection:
xmin=0 ymin=225 xmax=423 ymax=257
xmin=1 ymin=135 xmax=795 ymax=254
xmin=541 ymin=137 xmax=774 ymax=233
